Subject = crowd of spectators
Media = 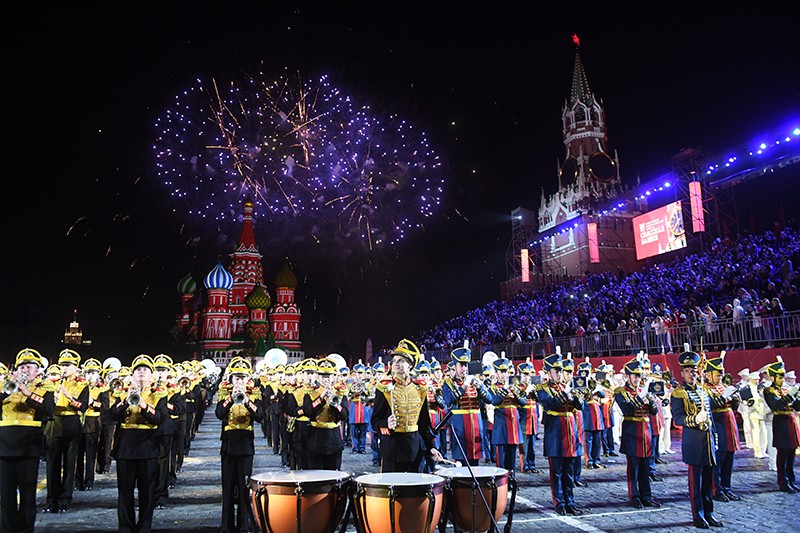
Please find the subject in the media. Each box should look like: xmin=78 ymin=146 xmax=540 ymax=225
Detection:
xmin=415 ymin=224 xmax=800 ymax=356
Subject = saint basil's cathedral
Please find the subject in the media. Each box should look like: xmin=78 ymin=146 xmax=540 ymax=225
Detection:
xmin=171 ymin=199 xmax=303 ymax=366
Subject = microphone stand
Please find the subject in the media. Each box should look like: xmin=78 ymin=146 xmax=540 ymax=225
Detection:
xmin=436 ymin=408 xmax=517 ymax=533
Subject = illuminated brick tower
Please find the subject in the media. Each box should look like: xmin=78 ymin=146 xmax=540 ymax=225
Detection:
xmin=504 ymin=35 xmax=640 ymax=298
xmin=269 ymin=261 xmax=302 ymax=352
xmin=173 ymin=199 xmax=304 ymax=364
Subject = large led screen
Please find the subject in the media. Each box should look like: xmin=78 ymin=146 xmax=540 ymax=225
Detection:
xmin=633 ymin=201 xmax=687 ymax=260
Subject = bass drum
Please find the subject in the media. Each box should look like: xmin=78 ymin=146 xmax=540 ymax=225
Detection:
xmin=249 ymin=469 xmax=350 ymax=533
xmin=352 ymin=473 xmax=444 ymax=533
xmin=438 ymin=466 xmax=509 ymax=533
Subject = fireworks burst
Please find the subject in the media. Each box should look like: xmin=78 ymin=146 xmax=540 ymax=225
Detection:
xmin=153 ymin=70 xmax=445 ymax=250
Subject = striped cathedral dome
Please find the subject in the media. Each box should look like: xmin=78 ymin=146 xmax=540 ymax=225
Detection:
xmin=246 ymin=284 xmax=271 ymax=310
xmin=274 ymin=261 xmax=297 ymax=289
xmin=177 ymin=273 xmax=196 ymax=296
xmin=204 ymin=261 xmax=234 ymax=290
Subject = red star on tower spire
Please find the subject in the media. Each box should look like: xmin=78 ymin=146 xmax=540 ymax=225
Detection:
xmin=572 ymin=33 xmax=580 ymax=47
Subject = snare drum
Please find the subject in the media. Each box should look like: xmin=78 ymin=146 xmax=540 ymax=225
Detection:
xmin=249 ymin=469 xmax=350 ymax=533
xmin=439 ymin=466 xmax=509 ymax=533
xmin=352 ymin=473 xmax=444 ymax=533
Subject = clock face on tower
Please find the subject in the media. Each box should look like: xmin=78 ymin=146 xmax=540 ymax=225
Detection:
xmin=589 ymin=152 xmax=615 ymax=182
xmin=560 ymin=157 xmax=579 ymax=186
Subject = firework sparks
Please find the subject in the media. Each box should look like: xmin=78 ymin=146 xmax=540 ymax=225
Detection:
xmin=153 ymin=70 xmax=445 ymax=251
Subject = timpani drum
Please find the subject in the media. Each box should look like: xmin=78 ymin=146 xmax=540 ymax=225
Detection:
xmin=352 ymin=473 xmax=444 ymax=533
xmin=438 ymin=466 xmax=511 ymax=533
xmin=249 ymin=470 xmax=351 ymax=533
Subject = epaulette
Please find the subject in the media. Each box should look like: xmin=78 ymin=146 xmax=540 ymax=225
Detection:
xmin=671 ymin=387 xmax=687 ymax=399
xmin=374 ymin=380 xmax=394 ymax=395
xmin=614 ymin=386 xmax=627 ymax=395
xmin=153 ymin=387 xmax=169 ymax=399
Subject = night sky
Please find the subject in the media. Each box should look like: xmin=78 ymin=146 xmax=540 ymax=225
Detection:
xmin=2 ymin=3 xmax=798 ymax=363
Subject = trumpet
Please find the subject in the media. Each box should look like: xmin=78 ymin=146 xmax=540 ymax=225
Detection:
xmin=127 ymin=386 xmax=142 ymax=407
xmin=327 ymin=392 xmax=343 ymax=408
xmin=350 ymin=381 xmax=366 ymax=396
xmin=3 ymin=375 xmax=28 ymax=396
xmin=232 ymin=388 xmax=248 ymax=405
xmin=178 ymin=376 xmax=192 ymax=391
xmin=3 ymin=377 xmax=23 ymax=395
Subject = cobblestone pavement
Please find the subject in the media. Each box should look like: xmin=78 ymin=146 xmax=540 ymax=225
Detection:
xmin=33 ymin=415 xmax=798 ymax=532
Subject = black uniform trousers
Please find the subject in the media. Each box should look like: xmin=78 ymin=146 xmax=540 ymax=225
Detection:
xmin=291 ymin=421 xmax=309 ymax=470
xmin=75 ymin=429 xmax=100 ymax=489
xmin=0 ymin=457 xmax=39 ymax=533
xmin=155 ymin=432 xmax=173 ymax=506
xmin=712 ymin=449 xmax=735 ymax=495
xmin=97 ymin=423 xmax=115 ymax=473
xmin=777 ymin=448 xmax=797 ymax=489
xmin=271 ymin=414 xmax=282 ymax=455
xmin=221 ymin=454 xmax=254 ymax=533
xmin=117 ymin=456 xmax=158 ymax=533
xmin=171 ymin=418 xmax=186 ymax=480
xmin=45 ymin=432 xmax=80 ymax=508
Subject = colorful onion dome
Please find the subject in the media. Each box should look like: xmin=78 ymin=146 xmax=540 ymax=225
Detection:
xmin=246 ymin=284 xmax=272 ymax=310
xmin=204 ymin=261 xmax=234 ymax=290
xmin=177 ymin=273 xmax=197 ymax=296
xmin=274 ymin=261 xmax=297 ymax=289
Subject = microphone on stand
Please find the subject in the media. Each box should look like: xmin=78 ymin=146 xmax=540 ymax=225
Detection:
xmin=432 ymin=409 xmax=453 ymax=435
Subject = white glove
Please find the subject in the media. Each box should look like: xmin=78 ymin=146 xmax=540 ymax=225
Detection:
xmin=723 ymin=385 xmax=738 ymax=400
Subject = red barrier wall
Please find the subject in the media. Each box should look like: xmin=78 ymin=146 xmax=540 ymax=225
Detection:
xmin=528 ymin=347 xmax=800 ymax=378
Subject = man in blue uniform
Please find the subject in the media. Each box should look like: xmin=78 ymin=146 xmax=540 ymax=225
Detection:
xmin=671 ymin=351 xmax=723 ymax=529
xmin=537 ymin=351 xmax=584 ymax=516
xmin=518 ymin=359 xmax=541 ymax=473
xmin=441 ymin=347 xmax=490 ymax=467
xmin=614 ymin=357 xmax=660 ymax=508
xmin=486 ymin=357 xmax=526 ymax=472
xmin=562 ymin=356 xmax=588 ymax=487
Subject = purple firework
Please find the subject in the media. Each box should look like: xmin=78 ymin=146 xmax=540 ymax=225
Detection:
xmin=153 ymin=70 xmax=445 ymax=250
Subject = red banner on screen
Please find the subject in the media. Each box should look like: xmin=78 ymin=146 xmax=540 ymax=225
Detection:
xmin=633 ymin=201 xmax=687 ymax=260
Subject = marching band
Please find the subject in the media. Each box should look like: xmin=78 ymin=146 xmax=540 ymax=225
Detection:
xmin=1 ymin=343 xmax=799 ymax=532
